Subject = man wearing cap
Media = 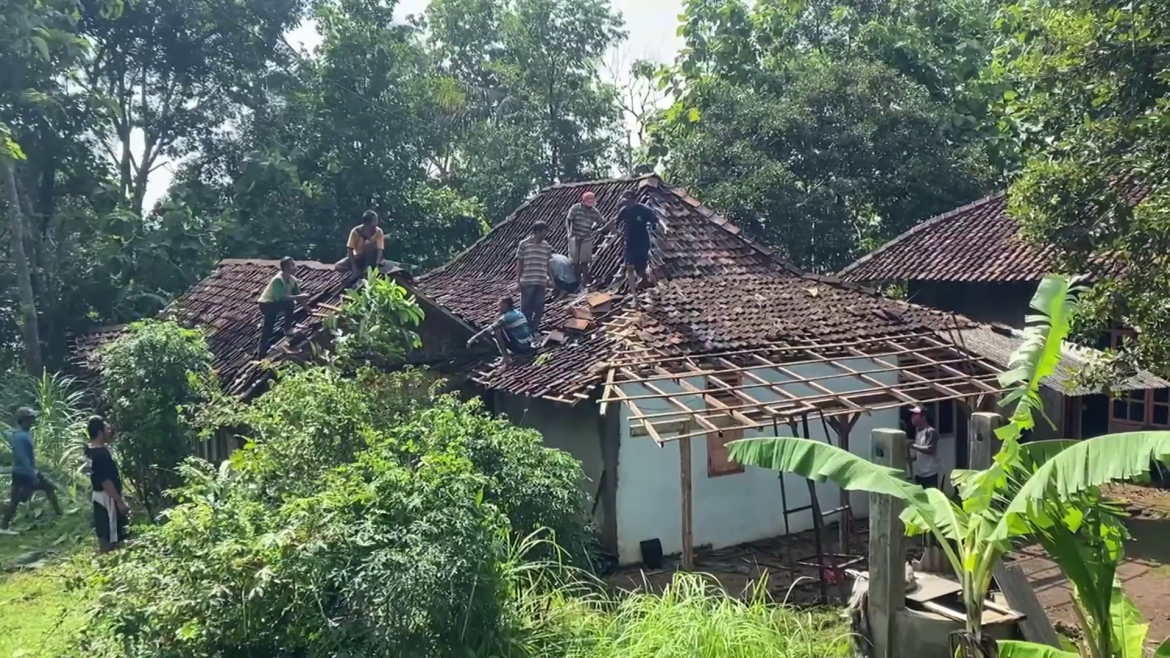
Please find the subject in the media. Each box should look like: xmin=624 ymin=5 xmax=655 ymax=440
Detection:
xmin=566 ymin=191 xmax=603 ymax=285
xmin=1 ymin=407 xmax=63 ymax=532
xmin=908 ymin=406 xmax=941 ymax=489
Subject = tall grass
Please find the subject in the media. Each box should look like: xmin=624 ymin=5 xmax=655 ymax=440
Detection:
xmin=1 ymin=371 xmax=90 ymax=494
xmin=503 ymin=532 xmax=853 ymax=658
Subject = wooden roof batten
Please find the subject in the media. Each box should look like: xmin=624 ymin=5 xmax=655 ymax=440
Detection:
xmin=600 ymin=330 xmax=1008 ymax=444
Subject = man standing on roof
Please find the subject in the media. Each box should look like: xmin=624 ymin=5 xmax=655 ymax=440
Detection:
xmin=466 ymin=296 xmax=533 ymax=365
xmin=612 ymin=188 xmax=667 ymax=303
xmin=566 ymin=191 xmax=603 ymax=285
xmin=256 ymin=257 xmax=309 ymax=359
xmin=515 ymin=220 xmax=554 ymax=332
xmin=1 ymin=407 xmax=63 ymax=534
xmin=337 ymin=210 xmax=385 ymax=277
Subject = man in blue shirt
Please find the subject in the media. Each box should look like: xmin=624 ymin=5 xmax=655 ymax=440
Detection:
xmin=2 ymin=407 xmax=62 ymax=532
xmin=466 ymin=296 xmax=533 ymax=365
xmin=602 ymin=188 xmax=668 ymax=304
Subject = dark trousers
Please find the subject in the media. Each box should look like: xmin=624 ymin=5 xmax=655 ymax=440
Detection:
xmin=520 ymin=284 xmax=547 ymax=332
xmin=914 ymin=474 xmax=940 ymax=490
xmin=3 ymin=472 xmax=61 ymax=529
xmin=258 ymin=299 xmax=296 ymax=358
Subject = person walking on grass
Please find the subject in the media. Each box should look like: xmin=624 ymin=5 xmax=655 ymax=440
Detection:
xmin=515 ymin=220 xmax=554 ymax=333
xmin=1 ymin=407 xmax=63 ymax=534
xmin=256 ymin=257 xmax=309 ymax=359
xmin=85 ymin=415 xmax=129 ymax=553
xmin=566 ymin=191 xmax=603 ymax=285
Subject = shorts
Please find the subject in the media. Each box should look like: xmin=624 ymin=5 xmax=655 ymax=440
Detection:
xmin=9 ymin=472 xmax=51 ymax=504
xmin=93 ymin=501 xmax=128 ymax=545
xmin=568 ymin=236 xmax=593 ymax=265
xmin=624 ymin=244 xmax=649 ymax=272
xmin=914 ymin=474 xmax=939 ymax=490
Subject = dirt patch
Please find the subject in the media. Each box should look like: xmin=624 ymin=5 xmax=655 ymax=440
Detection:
xmin=604 ymin=523 xmax=874 ymax=607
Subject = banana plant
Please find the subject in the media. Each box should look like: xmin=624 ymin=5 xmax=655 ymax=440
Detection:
xmin=727 ymin=275 xmax=1170 ymax=658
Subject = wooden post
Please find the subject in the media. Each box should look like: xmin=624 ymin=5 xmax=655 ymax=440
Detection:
xmin=869 ymin=428 xmax=907 ymax=658
xmin=969 ymin=412 xmax=1003 ymax=470
xmin=679 ymin=432 xmax=694 ymax=571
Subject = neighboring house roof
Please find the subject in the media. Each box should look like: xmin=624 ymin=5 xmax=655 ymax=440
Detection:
xmin=72 ymin=259 xmax=474 ymax=399
xmin=948 ymin=325 xmax=1170 ymax=397
xmin=839 ymin=192 xmax=1058 ymax=283
xmin=416 ymin=175 xmax=988 ymax=402
xmin=840 ymin=179 xmax=1150 ymax=284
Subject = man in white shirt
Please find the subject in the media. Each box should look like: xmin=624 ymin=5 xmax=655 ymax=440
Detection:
xmin=908 ymin=406 xmax=941 ymax=489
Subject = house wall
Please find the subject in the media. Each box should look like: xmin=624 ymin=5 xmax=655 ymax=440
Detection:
xmin=907 ymin=280 xmax=1035 ymax=328
xmin=495 ymin=392 xmax=610 ymax=532
xmin=612 ymin=359 xmax=902 ymax=566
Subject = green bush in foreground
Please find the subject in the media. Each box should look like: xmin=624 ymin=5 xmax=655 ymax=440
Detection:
xmin=81 ymin=366 xmax=591 ymax=658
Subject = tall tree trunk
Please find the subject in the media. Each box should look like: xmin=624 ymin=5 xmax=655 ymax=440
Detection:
xmin=3 ymin=158 xmax=44 ymax=376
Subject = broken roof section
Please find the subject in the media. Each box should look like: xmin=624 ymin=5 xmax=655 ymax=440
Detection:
xmin=72 ymin=259 xmax=472 ymax=399
xmin=416 ymin=175 xmax=1011 ymax=408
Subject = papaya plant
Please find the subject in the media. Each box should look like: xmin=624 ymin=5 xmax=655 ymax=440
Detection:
xmin=728 ymin=275 xmax=1170 ymax=658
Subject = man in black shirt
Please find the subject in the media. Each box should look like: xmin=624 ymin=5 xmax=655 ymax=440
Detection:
xmin=84 ymin=415 xmax=129 ymax=553
xmin=606 ymin=189 xmax=668 ymax=305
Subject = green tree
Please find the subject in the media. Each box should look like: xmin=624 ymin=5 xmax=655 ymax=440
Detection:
xmin=424 ymin=0 xmax=625 ymax=219
xmin=995 ymin=0 xmax=1170 ymax=375
xmin=648 ymin=0 xmax=1006 ymax=271
xmin=96 ymin=319 xmax=214 ymax=520
xmin=651 ymin=55 xmax=995 ymax=271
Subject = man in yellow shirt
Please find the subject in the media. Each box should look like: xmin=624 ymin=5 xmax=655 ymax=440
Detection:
xmin=256 ymin=257 xmax=309 ymax=358
xmin=335 ymin=210 xmax=385 ymax=277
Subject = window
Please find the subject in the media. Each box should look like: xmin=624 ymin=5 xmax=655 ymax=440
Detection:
xmin=1154 ymin=389 xmax=1169 ymax=426
xmin=1111 ymin=388 xmax=1170 ymax=427
xmin=706 ymin=373 xmax=745 ymax=477
xmin=919 ymin=400 xmax=956 ymax=434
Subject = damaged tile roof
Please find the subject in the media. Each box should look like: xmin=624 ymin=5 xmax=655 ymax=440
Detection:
xmin=416 ymin=175 xmax=980 ymax=402
xmin=72 ymin=259 xmax=474 ymax=399
xmin=840 ymin=179 xmax=1151 ymax=284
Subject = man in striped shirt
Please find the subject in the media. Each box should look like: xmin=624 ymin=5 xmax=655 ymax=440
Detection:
xmin=565 ymin=191 xmax=603 ymax=285
xmin=515 ymin=220 xmax=554 ymax=332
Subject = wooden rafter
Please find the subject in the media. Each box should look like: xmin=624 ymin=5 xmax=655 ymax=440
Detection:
xmin=605 ymin=333 xmax=1009 ymax=443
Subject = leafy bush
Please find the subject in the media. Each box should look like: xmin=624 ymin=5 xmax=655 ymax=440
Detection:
xmin=325 ymin=272 xmax=425 ymax=367
xmin=95 ymin=320 xmax=214 ymax=519
xmin=86 ymin=365 xmax=591 ymax=657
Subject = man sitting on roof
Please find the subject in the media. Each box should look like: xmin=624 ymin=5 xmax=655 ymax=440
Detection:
xmin=566 ymin=191 xmax=603 ymax=285
xmin=466 ymin=296 xmax=533 ymax=365
xmin=335 ymin=210 xmax=385 ymax=277
xmin=605 ymin=188 xmax=668 ymax=304
xmin=551 ymin=253 xmax=579 ymax=298
xmin=256 ymin=257 xmax=309 ymax=359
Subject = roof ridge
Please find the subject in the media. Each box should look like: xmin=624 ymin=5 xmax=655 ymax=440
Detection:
xmin=838 ymin=190 xmax=1008 ymax=278
xmin=651 ymin=182 xmax=893 ymax=297
xmin=419 ymin=176 xmax=655 ymax=282
xmin=220 ymin=258 xmax=337 ymax=270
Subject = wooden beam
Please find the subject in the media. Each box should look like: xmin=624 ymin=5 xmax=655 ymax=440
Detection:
xmin=680 ymin=430 xmax=695 ymax=571
xmin=888 ymin=338 xmax=1000 ymax=394
xmin=655 ymin=367 xmax=761 ymax=428
xmin=622 ymin=368 xmax=723 ymax=435
xmin=993 ymin=562 xmax=1062 ymax=648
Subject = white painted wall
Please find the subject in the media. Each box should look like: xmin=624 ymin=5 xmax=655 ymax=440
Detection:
xmin=613 ymin=358 xmax=901 ymax=565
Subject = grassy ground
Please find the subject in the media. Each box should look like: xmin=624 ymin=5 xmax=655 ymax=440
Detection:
xmin=0 ymin=494 xmax=94 ymax=658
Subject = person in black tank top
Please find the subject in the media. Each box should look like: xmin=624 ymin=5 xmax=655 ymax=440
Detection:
xmin=84 ymin=415 xmax=129 ymax=552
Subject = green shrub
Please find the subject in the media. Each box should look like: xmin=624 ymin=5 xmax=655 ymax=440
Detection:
xmin=85 ymin=365 xmax=591 ymax=657
xmin=96 ymin=320 xmax=214 ymax=519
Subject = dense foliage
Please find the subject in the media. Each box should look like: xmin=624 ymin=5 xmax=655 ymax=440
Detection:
xmin=96 ymin=320 xmax=214 ymax=519
xmin=84 ymin=366 xmax=591 ymax=656
xmin=996 ymin=0 xmax=1170 ymax=374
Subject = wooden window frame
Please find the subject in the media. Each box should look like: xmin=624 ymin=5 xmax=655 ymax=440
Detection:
xmin=705 ymin=373 xmax=745 ymax=478
xmin=1105 ymin=328 xmax=1170 ymax=429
